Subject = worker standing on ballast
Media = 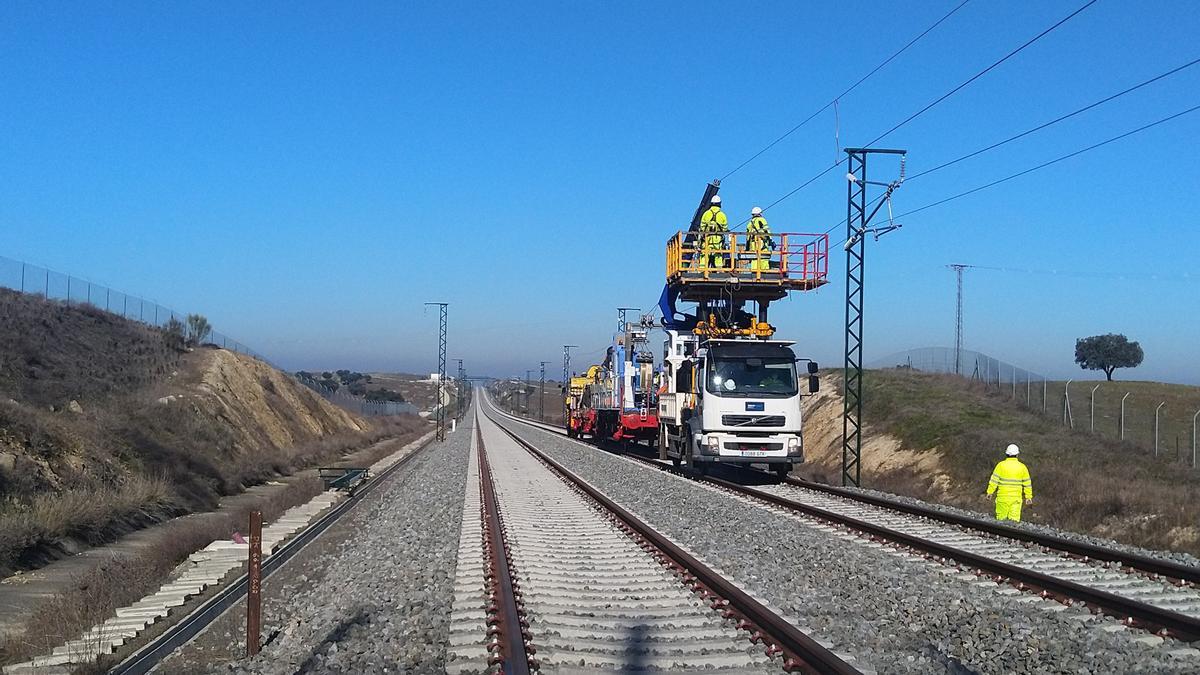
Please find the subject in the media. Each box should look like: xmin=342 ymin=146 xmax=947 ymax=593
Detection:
xmin=699 ymin=195 xmax=728 ymax=269
xmin=746 ymin=206 xmax=773 ymax=272
xmin=985 ymin=444 xmax=1033 ymax=522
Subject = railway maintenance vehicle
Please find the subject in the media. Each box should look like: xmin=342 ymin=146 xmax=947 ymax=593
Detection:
xmin=655 ymin=181 xmax=828 ymax=475
xmin=567 ymin=315 xmax=659 ymax=442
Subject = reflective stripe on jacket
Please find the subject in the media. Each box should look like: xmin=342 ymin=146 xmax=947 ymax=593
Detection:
xmin=986 ymin=457 xmax=1033 ymax=499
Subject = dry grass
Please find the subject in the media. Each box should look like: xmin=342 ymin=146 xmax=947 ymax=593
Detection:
xmin=0 ymin=419 xmax=427 ymax=666
xmin=830 ymin=369 xmax=1200 ymax=557
xmin=0 ymin=476 xmax=175 ymax=573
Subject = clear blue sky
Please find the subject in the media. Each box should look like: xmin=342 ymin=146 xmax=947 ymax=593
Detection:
xmin=3 ymin=1 xmax=1198 ymax=383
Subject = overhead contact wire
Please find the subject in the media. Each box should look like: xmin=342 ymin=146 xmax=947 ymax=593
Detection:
xmin=893 ymin=103 xmax=1200 ymax=219
xmin=752 ymin=0 xmax=1099 ymax=223
xmin=719 ymin=0 xmax=972 ymax=182
xmin=819 ymin=56 xmax=1200 ymax=235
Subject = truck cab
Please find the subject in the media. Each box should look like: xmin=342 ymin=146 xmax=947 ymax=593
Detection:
xmin=658 ymin=331 xmax=818 ymax=474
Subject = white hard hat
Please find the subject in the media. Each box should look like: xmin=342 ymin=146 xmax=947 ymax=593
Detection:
xmin=751 ymin=206 xmax=763 ymax=216
xmin=710 ymin=195 xmax=722 ymax=205
xmin=1005 ymin=444 xmax=1020 ymax=456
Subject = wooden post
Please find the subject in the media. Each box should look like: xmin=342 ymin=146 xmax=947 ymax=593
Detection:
xmin=246 ymin=511 xmax=262 ymax=657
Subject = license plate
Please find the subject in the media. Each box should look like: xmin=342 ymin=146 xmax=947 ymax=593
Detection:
xmin=741 ymin=450 xmax=768 ymax=457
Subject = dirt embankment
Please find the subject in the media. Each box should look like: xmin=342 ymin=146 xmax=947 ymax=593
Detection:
xmin=796 ymin=370 xmax=1200 ymax=557
xmin=0 ymin=290 xmax=383 ymax=576
xmin=193 ymin=350 xmax=368 ymax=462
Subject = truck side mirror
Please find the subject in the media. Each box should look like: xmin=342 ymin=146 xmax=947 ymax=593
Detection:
xmin=809 ymin=375 xmax=820 ymax=393
xmin=807 ymin=361 xmax=819 ymax=375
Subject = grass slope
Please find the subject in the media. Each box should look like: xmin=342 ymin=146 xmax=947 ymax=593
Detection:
xmin=820 ymin=369 xmax=1200 ymax=556
xmin=0 ymin=289 xmax=410 ymax=576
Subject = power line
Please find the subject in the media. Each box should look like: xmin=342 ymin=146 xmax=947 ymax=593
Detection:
xmin=818 ymin=57 xmax=1200 ymax=236
xmin=893 ymin=103 xmax=1200 ymax=220
xmin=752 ymin=0 xmax=1097 ymax=224
xmin=907 ymin=56 xmax=1200 ymax=181
xmin=719 ymin=0 xmax=972 ymax=182
xmin=865 ymin=0 xmax=1098 ymax=148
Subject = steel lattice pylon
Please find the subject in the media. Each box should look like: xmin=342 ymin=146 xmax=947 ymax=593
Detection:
xmin=562 ymin=345 xmax=577 ymax=423
xmin=842 ymin=148 xmax=906 ymax=488
xmin=456 ymin=359 xmax=465 ymax=418
xmin=948 ymin=264 xmax=971 ymax=376
xmin=426 ymin=302 xmax=449 ymax=440
xmin=539 ymin=361 xmax=549 ymax=421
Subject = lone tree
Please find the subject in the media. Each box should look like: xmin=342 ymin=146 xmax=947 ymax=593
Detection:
xmin=1075 ymin=333 xmax=1143 ymax=381
xmin=186 ymin=314 xmax=212 ymax=346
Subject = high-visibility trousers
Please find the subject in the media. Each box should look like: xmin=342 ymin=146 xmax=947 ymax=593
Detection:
xmin=995 ymin=496 xmax=1023 ymax=522
xmin=701 ymin=235 xmax=726 ymax=268
xmin=748 ymin=242 xmax=771 ymax=271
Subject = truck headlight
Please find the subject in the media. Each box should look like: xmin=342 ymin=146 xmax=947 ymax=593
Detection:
xmin=705 ymin=435 xmax=721 ymax=453
xmin=787 ymin=436 xmax=802 ymax=454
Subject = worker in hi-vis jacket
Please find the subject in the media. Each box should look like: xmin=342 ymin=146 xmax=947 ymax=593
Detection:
xmin=985 ymin=443 xmax=1033 ymax=522
xmin=699 ymin=195 xmax=728 ymax=269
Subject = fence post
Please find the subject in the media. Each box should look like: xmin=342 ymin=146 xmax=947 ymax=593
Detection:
xmin=1193 ymin=409 xmax=1199 ymax=469
xmin=1026 ymin=374 xmax=1031 ymax=406
xmin=66 ymin=276 xmax=71 ymax=306
xmin=20 ymin=263 xmax=24 ymax=292
xmin=1120 ymin=392 xmax=1130 ymax=440
xmin=1063 ymin=379 xmax=1073 ymax=428
xmin=44 ymin=269 xmax=49 ymax=297
xmin=1042 ymin=380 xmax=1047 ymax=413
xmin=1154 ymin=402 xmax=1165 ymax=458
xmin=1090 ymin=384 xmax=1101 ymax=433
xmin=106 ymin=288 xmax=111 ymax=311
xmin=1011 ymin=367 xmax=1016 ymax=399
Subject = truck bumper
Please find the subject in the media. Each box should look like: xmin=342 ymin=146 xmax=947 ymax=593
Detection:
xmin=693 ymin=431 xmax=803 ymax=465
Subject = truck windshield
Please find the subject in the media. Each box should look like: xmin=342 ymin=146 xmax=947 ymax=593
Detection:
xmin=705 ymin=356 xmax=797 ymax=397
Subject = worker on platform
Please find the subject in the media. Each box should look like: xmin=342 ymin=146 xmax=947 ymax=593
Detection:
xmin=985 ymin=444 xmax=1033 ymax=522
xmin=746 ymin=206 xmax=774 ymax=272
xmin=699 ymin=195 xmax=728 ymax=269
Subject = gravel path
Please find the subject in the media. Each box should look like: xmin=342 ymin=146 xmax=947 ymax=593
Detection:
xmin=159 ymin=417 xmax=473 ymax=674
xmin=491 ymin=410 xmax=1200 ymax=674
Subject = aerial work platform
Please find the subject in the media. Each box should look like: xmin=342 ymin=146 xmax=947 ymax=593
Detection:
xmin=664 ymin=230 xmax=829 ymax=302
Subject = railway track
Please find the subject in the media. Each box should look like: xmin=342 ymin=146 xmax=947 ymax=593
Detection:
xmin=466 ymin=406 xmax=863 ymax=673
xmin=486 ymin=396 xmax=1200 ymax=645
xmin=106 ymin=433 xmax=439 ymax=675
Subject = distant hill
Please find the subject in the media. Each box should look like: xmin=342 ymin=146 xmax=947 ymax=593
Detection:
xmin=0 ymin=289 xmax=371 ymax=575
xmin=798 ymin=368 xmax=1200 ymax=557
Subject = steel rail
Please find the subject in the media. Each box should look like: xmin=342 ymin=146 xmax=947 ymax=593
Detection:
xmin=486 ymin=394 xmax=1200 ymax=588
xmin=484 ymin=398 xmax=1200 ymax=641
xmin=702 ymin=476 xmax=1200 ymax=642
xmin=783 ymin=477 xmax=1200 ymax=585
xmin=474 ymin=418 xmax=533 ymax=674
xmin=109 ymin=433 xmax=438 ymax=675
xmin=484 ymin=408 xmax=861 ymax=675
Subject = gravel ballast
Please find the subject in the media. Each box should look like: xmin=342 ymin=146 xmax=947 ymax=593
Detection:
xmin=160 ymin=417 xmax=474 ymax=674
xmin=493 ymin=413 xmax=1199 ymax=674
xmin=845 ymin=485 xmax=1200 ymax=569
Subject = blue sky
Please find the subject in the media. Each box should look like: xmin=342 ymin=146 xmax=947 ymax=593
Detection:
xmin=2 ymin=1 xmax=1198 ymax=383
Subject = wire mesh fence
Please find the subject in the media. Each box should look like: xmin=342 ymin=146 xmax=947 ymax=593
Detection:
xmin=0 ymin=254 xmax=269 ymax=361
xmin=870 ymin=347 xmax=1200 ymax=468
xmin=294 ymin=378 xmax=419 ymax=417
xmin=1 ymin=253 xmax=432 ymax=420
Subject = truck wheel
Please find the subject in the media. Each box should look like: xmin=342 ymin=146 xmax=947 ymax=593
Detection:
xmin=773 ymin=465 xmax=791 ymax=479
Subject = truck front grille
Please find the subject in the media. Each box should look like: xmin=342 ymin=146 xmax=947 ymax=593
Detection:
xmin=721 ymin=414 xmax=786 ymax=427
